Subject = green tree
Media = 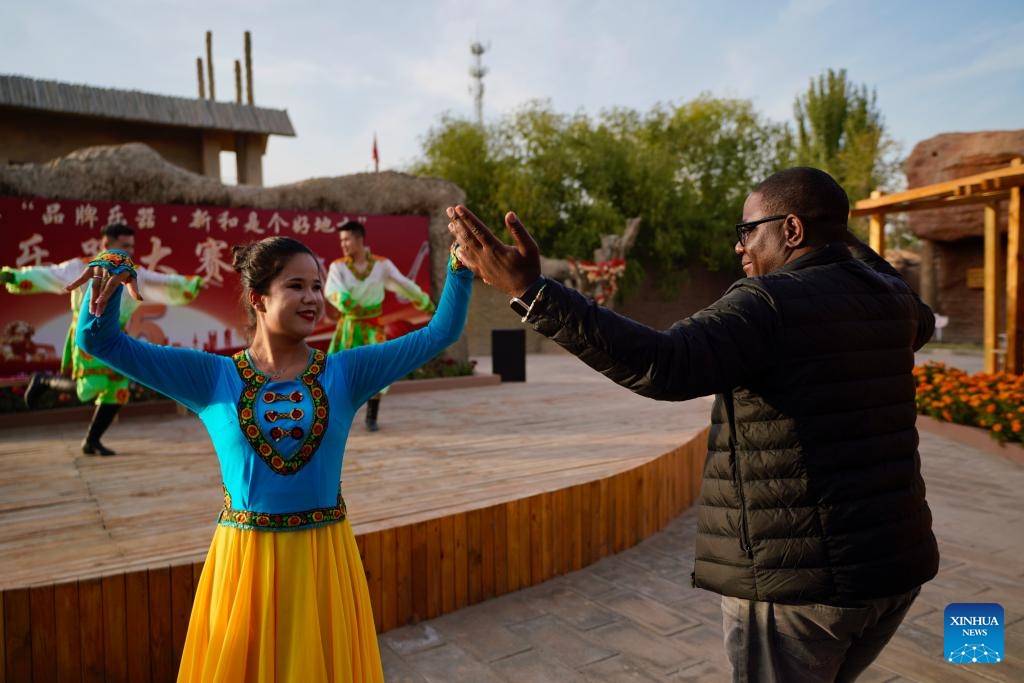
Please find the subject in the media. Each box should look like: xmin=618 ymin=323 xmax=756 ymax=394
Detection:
xmin=655 ymin=96 xmax=793 ymax=270
xmin=410 ymin=96 xmax=791 ymax=285
xmin=412 ymin=115 xmax=505 ymax=229
xmin=793 ymin=68 xmax=899 ymax=206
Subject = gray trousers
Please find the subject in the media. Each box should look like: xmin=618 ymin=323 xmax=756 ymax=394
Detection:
xmin=721 ymin=587 xmax=920 ymax=683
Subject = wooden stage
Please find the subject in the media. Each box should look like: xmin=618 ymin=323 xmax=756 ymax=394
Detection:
xmin=0 ymin=353 xmax=710 ymax=682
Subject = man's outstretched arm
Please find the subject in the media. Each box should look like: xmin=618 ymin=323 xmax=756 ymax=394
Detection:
xmin=446 ymin=206 xmax=779 ymax=400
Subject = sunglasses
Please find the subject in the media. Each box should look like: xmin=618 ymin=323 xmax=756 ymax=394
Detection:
xmin=735 ymin=215 xmax=786 ymax=247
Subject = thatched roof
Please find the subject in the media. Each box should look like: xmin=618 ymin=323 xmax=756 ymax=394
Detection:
xmin=0 ymin=74 xmax=295 ymax=137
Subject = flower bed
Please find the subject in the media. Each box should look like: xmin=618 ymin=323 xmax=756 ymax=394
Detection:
xmin=403 ymin=355 xmax=476 ymax=381
xmin=914 ymin=362 xmax=1024 ymax=444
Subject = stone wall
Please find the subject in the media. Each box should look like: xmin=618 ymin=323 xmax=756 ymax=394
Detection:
xmin=932 ymin=238 xmax=1005 ymax=343
xmin=0 ymin=108 xmax=206 ymax=174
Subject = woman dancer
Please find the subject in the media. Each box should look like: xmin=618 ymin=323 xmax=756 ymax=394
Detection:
xmin=71 ymin=232 xmax=472 ymax=682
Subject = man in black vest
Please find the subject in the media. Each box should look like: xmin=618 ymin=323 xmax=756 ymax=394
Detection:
xmin=446 ymin=167 xmax=938 ymax=682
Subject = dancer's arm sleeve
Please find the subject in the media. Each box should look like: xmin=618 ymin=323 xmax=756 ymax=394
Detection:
xmin=136 ymin=269 xmax=203 ymax=305
xmin=383 ymin=259 xmax=435 ymax=312
xmin=2 ymin=259 xmax=85 ymax=294
xmin=76 ymin=287 xmax=220 ymax=413
xmin=324 ymin=262 xmax=356 ymax=314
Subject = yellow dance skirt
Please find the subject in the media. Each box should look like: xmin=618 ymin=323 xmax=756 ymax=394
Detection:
xmin=177 ymin=519 xmax=384 ymax=682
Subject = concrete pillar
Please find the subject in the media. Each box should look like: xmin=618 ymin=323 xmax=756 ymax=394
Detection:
xmin=235 ymin=134 xmax=266 ymax=186
xmin=201 ymin=132 xmax=221 ymax=181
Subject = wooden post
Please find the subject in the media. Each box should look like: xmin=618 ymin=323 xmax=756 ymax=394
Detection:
xmin=984 ymin=202 xmax=1001 ymax=373
xmin=206 ymin=31 xmax=215 ymax=100
xmin=196 ymin=57 xmax=205 ymax=99
xmin=234 ymin=60 xmax=242 ymax=104
xmin=245 ymin=31 xmax=254 ymax=105
xmin=919 ymin=239 xmax=936 ymax=309
xmin=868 ymin=191 xmax=884 ymax=256
xmin=1006 ymin=158 xmax=1023 ymax=374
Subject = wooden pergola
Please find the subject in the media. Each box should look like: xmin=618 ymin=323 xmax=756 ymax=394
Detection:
xmin=851 ymin=158 xmax=1024 ymax=374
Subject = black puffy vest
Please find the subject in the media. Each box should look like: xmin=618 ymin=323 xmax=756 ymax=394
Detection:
xmin=693 ymin=253 xmax=938 ymax=604
xmin=531 ymin=243 xmax=939 ymax=606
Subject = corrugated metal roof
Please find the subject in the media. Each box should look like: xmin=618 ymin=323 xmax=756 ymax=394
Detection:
xmin=0 ymin=74 xmax=295 ymax=136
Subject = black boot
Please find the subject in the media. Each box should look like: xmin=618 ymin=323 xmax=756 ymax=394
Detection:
xmin=24 ymin=372 xmax=77 ymax=409
xmin=82 ymin=403 xmax=121 ymax=456
xmin=365 ymin=397 xmax=380 ymax=432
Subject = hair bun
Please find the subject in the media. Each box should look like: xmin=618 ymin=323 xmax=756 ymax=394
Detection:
xmin=231 ymin=243 xmax=251 ymax=273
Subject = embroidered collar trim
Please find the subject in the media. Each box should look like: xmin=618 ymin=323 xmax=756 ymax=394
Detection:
xmin=341 ymin=251 xmax=383 ymax=281
xmin=232 ymin=349 xmax=329 ymax=476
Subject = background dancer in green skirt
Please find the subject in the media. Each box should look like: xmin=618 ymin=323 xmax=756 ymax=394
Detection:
xmin=1 ymin=223 xmax=201 ymax=455
xmin=325 ymin=220 xmax=434 ymax=431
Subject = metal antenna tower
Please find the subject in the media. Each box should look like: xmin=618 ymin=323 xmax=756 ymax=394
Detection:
xmin=469 ymin=41 xmax=489 ymax=126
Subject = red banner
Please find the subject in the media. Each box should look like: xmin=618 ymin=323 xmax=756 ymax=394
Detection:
xmin=0 ymin=197 xmax=431 ymax=376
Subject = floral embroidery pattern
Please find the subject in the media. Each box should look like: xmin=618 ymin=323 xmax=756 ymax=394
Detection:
xmin=232 ymin=349 xmax=329 ymax=476
xmin=219 ymin=483 xmax=347 ymax=531
xmin=336 ymin=253 xmax=385 ymax=281
xmin=87 ymin=249 xmax=137 ymax=279
xmin=449 ymin=241 xmax=467 ymax=273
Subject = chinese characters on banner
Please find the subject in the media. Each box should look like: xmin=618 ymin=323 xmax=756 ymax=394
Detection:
xmin=0 ymin=197 xmax=432 ymax=375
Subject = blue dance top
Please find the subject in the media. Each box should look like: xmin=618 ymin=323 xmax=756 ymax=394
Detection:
xmin=76 ymin=267 xmax=474 ymax=530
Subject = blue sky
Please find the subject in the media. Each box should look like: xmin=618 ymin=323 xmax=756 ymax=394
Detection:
xmin=3 ymin=0 xmax=1022 ymax=186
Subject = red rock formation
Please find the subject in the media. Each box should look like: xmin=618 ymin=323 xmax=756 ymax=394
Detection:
xmin=904 ymin=131 xmax=1024 ymax=344
xmin=906 ymin=131 xmax=1024 ymax=242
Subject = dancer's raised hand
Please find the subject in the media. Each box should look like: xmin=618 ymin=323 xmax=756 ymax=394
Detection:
xmin=64 ymin=250 xmax=143 ymax=316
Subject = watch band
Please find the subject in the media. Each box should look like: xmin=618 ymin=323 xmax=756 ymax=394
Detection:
xmin=509 ymin=277 xmax=548 ymax=322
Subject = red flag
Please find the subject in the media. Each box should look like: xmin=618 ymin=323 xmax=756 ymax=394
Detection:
xmin=372 ymin=133 xmax=379 ymax=172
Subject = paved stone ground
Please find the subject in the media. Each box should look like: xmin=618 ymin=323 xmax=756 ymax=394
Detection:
xmin=379 ymin=349 xmax=1022 ymax=682
xmin=915 ymin=345 xmax=985 ymax=375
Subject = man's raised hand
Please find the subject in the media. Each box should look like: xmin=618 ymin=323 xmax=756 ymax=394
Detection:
xmin=446 ymin=206 xmax=542 ymax=297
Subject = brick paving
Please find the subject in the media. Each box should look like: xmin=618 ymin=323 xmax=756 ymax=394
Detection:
xmin=380 ymin=350 xmax=1023 ymax=682
xmin=1 ymin=345 xmax=1017 ymax=681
